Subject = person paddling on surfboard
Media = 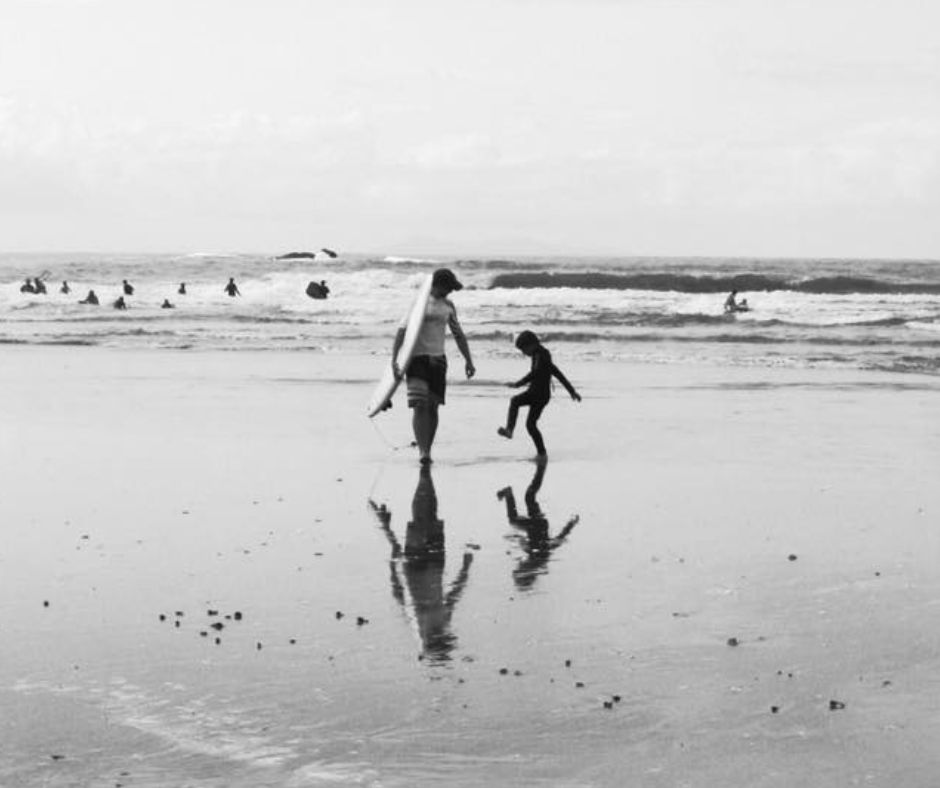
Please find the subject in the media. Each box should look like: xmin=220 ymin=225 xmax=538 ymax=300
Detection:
xmin=391 ymin=268 xmax=475 ymax=465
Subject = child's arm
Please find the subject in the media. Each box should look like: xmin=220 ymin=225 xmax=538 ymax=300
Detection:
xmin=509 ymin=369 xmax=533 ymax=388
xmin=552 ymin=364 xmax=581 ymax=401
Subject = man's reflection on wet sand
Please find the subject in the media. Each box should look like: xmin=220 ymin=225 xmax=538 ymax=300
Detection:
xmin=497 ymin=459 xmax=579 ymax=591
xmin=369 ymin=466 xmax=473 ymax=663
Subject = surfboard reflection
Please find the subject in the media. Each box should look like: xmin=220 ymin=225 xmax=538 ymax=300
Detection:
xmin=497 ymin=459 xmax=579 ymax=591
xmin=369 ymin=466 xmax=472 ymax=663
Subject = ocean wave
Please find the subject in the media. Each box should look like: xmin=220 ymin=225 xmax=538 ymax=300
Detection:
xmin=489 ymin=272 xmax=940 ymax=295
xmin=383 ymin=255 xmax=441 ymax=265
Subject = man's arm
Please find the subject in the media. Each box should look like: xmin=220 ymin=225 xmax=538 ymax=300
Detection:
xmin=448 ymin=308 xmax=475 ymax=378
xmin=391 ymin=327 xmax=406 ymax=378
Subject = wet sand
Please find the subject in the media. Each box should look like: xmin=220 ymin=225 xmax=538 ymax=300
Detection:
xmin=2 ymin=345 xmax=940 ymax=787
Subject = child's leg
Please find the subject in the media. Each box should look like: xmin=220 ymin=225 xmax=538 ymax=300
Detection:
xmin=525 ymin=402 xmax=547 ymax=456
xmin=499 ymin=393 xmax=526 ymax=438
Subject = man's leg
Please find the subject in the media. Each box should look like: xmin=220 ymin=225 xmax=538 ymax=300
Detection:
xmin=412 ymin=404 xmax=434 ymax=462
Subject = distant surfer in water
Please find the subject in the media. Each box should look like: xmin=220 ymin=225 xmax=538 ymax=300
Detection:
xmin=79 ymin=290 xmax=99 ymax=305
xmin=305 ymin=280 xmax=330 ymax=299
xmin=224 ymin=277 xmax=241 ymax=297
xmin=391 ymin=268 xmax=475 ymax=465
xmin=122 ymin=279 xmax=134 ymax=296
xmin=113 ymin=295 xmax=128 ymax=310
xmin=724 ymin=290 xmax=750 ymax=313
xmin=161 ymin=298 xmax=175 ymax=309
xmin=60 ymin=281 xmax=70 ymax=294
xmin=497 ymin=330 xmax=580 ymax=458
xmin=178 ymin=282 xmax=187 ymax=295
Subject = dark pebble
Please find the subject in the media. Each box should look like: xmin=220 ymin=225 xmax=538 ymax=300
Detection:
xmin=43 ymin=600 xmax=50 ymax=608
xmin=210 ymin=622 xmax=224 ymax=631
xmin=159 ymin=614 xmax=166 ymax=622
xmin=565 ymin=659 xmax=572 ymax=668
xmin=612 ymin=695 xmax=622 ymax=703
xmin=499 ymin=668 xmax=509 ymax=675
xmin=575 ymin=682 xmax=585 ymax=688
xmin=234 ymin=611 xmax=243 ymax=620
xmin=829 ymin=700 xmax=846 ymax=711
xmin=199 ymin=631 xmax=207 ymax=637
xmin=727 ymin=637 xmax=740 ymax=647
xmin=174 ymin=611 xmax=184 ymax=617
xmin=356 ymin=616 xmax=369 ymax=626
xmin=289 ymin=638 xmax=296 ymax=645
xmin=207 ymin=610 xmax=218 ymax=616
xmin=214 ymin=637 xmax=221 ymax=645
xmin=174 ymin=621 xmax=180 ymax=628
xmin=50 ymin=754 xmax=65 ymax=760
xmin=513 ymin=670 xmax=523 ymax=677
xmin=256 ymin=642 xmax=263 ymax=650
xmin=335 ymin=611 xmax=344 ymax=620
xmin=787 ymin=554 xmax=797 ymax=561
xmin=771 ymin=705 xmax=780 ymax=714
xmin=603 ymin=701 xmax=613 ymax=709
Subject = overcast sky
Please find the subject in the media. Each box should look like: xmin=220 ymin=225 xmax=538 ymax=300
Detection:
xmin=1 ymin=0 xmax=938 ymax=257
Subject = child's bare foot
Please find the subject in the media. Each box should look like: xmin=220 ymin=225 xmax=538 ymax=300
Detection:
xmin=496 ymin=486 xmax=512 ymax=500
xmin=497 ymin=427 xmax=513 ymax=439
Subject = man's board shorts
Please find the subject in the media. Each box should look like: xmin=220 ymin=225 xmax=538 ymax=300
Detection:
xmin=406 ymin=354 xmax=447 ymax=407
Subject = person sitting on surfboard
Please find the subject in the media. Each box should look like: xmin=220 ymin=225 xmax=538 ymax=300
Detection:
xmin=497 ymin=330 xmax=580 ymax=458
xmin=79 ymin=289 xmax=99 ymax=305
xmin=724 ymin=290 xmax=739 ymax=312
xmin=391 ymin=268 xmax=475 ymax=465
xmin=305 ymin=280 xmax=330 ymax=299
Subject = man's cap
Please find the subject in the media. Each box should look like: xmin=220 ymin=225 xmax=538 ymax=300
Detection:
xmin=432 ymin=268 xmax=463 ymax=291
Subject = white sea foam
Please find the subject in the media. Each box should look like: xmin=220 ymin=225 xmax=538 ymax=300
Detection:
xmin=2 ymin=253 xmax=939 ymax=373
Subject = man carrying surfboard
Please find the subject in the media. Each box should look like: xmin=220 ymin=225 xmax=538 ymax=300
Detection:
xmin=391 ymin=268 xmax=475 ymax=465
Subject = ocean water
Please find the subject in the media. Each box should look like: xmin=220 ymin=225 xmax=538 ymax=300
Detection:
xmin=2 ymin=252 xmax=939 ymax=374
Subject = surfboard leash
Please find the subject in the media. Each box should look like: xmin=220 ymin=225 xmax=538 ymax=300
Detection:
xmin=369 ymin=416 xmax=411 ymax=453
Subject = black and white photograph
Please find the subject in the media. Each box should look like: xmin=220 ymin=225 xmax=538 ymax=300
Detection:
xmin=2 ymin=1 xmax=939 ymax=785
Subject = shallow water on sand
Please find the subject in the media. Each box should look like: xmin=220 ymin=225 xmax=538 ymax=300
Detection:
xmin=2 ymin=349 xmax=940 ymax=786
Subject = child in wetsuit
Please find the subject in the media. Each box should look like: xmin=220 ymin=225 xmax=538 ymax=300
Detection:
xmin=497 ymin=330 xmax=581 ymax=457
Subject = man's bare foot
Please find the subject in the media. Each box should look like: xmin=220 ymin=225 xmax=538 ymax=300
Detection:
xmin=497 ymin=427 xmax=512 ymax=439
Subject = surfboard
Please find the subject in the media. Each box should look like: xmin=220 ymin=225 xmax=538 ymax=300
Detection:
xmin=367 ymin=274 xmax=433 ymax=418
